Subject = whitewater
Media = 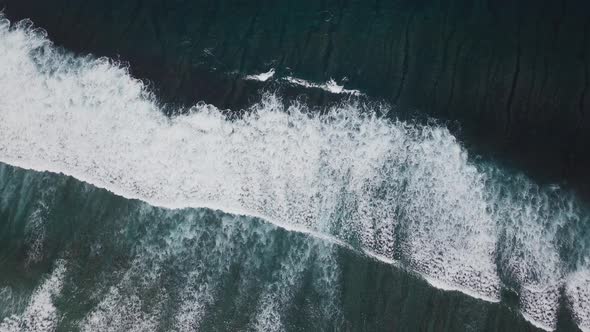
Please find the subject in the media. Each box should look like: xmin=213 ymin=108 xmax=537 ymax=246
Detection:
xmin=0 ymin=16 xmax=589 ymax=331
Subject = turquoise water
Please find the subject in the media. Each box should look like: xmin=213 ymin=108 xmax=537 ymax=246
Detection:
xmin=0 ymin=163 xmax=547 ymax=331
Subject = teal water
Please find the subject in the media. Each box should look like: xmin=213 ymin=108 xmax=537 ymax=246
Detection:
xmin=0 ymin=163 xmax=547 ymax=331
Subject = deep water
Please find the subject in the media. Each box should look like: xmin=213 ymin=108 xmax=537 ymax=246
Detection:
xmin=1 ymin=0 xmax=590 ymax=196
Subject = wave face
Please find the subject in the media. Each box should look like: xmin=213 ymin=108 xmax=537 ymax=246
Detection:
xmin=0 ymin=163 xmax=549 ymax=331
xmin=0 ymin=16 xmax=589 ymax=331
xmin=0 ymin=164 xmax=344 ymax=332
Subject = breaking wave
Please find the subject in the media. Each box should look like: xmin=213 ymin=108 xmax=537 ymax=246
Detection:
xmin=0 ymin=16 xmax=589 ymax=331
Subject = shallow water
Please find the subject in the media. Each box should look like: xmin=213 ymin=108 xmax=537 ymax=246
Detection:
xmin=0 ymin=163 xmax=550 ymax=331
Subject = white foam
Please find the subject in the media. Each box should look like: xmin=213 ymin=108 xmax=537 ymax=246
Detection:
xmin=80 ymin=255 xmax=166 ymax=331
xmin=251 ymin=235 xmax=338 ymax=331
xmin=174 ymin=277 xmax=213 ymax=332
xmin=22 ymin=183 xmax=60 ymax=265
xmin=566 ymin=268 xmax=590 ymax=332
xmin=0 ymin=260 xmax=66 ymax=332
xmin=81 ymin=286 xmax=161 ymax=332
xmin=244 ymin=69 xmax=362 ymax=95
xmin=244 ymin=68 xmax=275 ymax=82
xmin=285 ymin=76 xmax=362 ymax=95
xmin=0 ymin=16 xmax=588 ymax=330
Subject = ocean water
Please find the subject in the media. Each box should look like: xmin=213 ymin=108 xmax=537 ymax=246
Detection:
xmin=0 ymin=15 xmax=589 ymax=332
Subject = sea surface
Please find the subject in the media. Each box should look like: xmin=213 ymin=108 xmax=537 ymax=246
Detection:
xmin=0 ymin=13 xmax=589 ymax=332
